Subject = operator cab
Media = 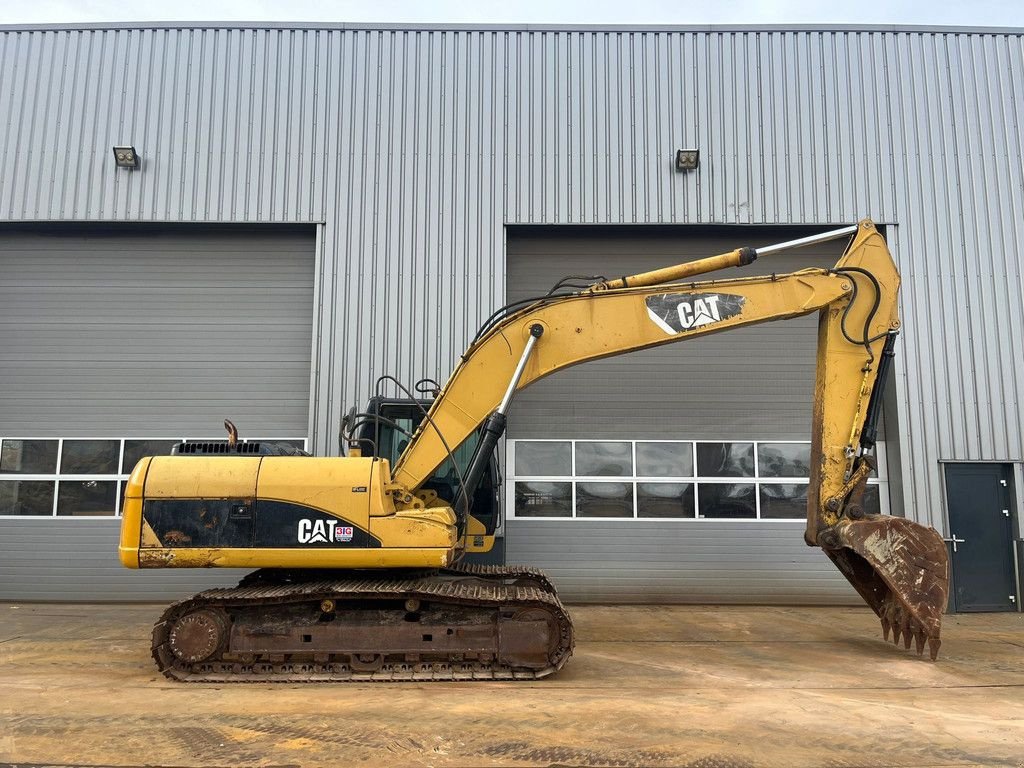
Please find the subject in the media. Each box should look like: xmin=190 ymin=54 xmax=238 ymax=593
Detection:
xmin=350 ymin=396 xmax=502 ymax=538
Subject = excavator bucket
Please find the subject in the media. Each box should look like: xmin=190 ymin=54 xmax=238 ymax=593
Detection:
xmin=824 ymin=517 xmax=949 ymax=659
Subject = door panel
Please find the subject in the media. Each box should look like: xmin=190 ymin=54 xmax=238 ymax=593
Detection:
xmin=944 ymin=464 xmax=1018 ymax=612
xmin=0 ymin=226 xmax=315 ymax=436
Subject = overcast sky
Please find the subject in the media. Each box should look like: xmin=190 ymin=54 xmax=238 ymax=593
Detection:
xmin=2 ymin=0 xmax=1023 ymax=27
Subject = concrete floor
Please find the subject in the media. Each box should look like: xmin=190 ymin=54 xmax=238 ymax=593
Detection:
xmin=1 ymin=603 xmax=1022 ymax=768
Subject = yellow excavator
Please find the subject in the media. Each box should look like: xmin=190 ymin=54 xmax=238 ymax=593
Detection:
xmin=119 ymin=219 xmax=949 ymax=681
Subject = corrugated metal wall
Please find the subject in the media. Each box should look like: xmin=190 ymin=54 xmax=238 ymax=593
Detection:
xmin=1 ymin=24 xmax=1022 ymax=532
xmin=505 ymin=520 xmax=859 ymax=604
xmin=0 ymin=521 xmax=246 ymax=601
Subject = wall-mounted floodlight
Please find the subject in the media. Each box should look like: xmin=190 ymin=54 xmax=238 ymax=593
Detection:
xmin=112 ymin=146 xmax=140 ymax=169
xmin=675 ymin=148 xmax=699 ymax=171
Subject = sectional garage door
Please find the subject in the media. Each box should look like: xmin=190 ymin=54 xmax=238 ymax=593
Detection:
xmin=503 ymin=226 xmax=889 ymax=604
xmin=0 ymin=225 xmax=315 ymax=600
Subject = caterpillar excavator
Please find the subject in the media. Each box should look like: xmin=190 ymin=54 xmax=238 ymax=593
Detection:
xmin=118 ymin=219 xmax=949 ymax=682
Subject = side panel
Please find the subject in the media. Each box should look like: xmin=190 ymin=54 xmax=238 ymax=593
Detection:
xmin=254 ymin=457 xmax=374 ymax=538
xmin=121 ymin=455 xmax=454 ymax=570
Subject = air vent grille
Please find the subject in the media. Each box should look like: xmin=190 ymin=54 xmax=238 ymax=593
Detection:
xmin=173 ymin=442 xmax=262 ymax=455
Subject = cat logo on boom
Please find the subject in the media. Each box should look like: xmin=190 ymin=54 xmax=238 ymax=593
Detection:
xmin=645 ymin=292 xmax=746 ymax=335
xmin=679 ymin=296 xmax=722 ymax=329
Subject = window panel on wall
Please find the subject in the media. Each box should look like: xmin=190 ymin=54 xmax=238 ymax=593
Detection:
xmin=576 ymin=481 xmax=634 ymax=517
xmin=514 ymin=481 xmax=572 ymax=517
xmin=696 ymin=442 xmax=754 ymax=477
xmin=515 ymin=441 xmax=572 ymax=476
xmin=636 ymin=442 xmax=692 ymax=477
xmin=759 ymin=483 xmax=808 ymax=519
xmin=0 ymin=439 xmax=59 ymax=474
xmin=0 ymin=480 xmax=55 ymax=516
xmin=757 ymin=443 xmax=811 ymax=477
xmin=862 ymin=484 xmax=881 ymax=515
xmin=60 ymin=440 xmax=121 ymax=474
xmin=575 ymin=442 xmax=632 ymax=476
xmin=637 ymin=482 xmax=695 ymax=518
xmin=697 ymin=483 xmax=756 ymax=519
xmin=56 ymin=480 xmax=118 ymax=516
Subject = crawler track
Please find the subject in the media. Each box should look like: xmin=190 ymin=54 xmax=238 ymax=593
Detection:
xmin=152 ymin=565 xmax=574 ymax=682
xmin=440 ymin=561 xmax=558 ymax=594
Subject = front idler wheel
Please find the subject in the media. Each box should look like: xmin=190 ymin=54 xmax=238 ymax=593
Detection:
xmin=167 ymin=608 xmax=229 ymax=663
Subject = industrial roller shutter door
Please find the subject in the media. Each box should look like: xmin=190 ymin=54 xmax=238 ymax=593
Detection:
xmin=503 ymin=226 xmax=878 ymax=604
xmin=0 ymin=226 xmax=315 ymax=437
xmin=0 ymin=225 xmax=315 ymax=601
xmin=505 ymin=228 xmax=845 ymax=441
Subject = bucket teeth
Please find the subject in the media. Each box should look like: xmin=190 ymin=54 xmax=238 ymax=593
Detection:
xmin=875 ymin=595 xmax=941 ymax=659
xmin=915 ymin=629 xmax=927 ymax=656
xmin=888 ymin=601 xmax=903 ymax=646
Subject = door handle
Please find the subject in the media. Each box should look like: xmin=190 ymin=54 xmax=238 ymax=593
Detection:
xmin=943 ymin=534 xmax=966 ymax=553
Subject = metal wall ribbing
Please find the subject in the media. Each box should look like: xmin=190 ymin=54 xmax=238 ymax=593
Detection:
xmin=1 ymin=25 xmax=1023 ymax=532
xmin=505 ymin=520 xmax=860 ymax=604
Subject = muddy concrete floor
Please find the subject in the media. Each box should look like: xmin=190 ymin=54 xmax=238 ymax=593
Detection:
xmin=1 ymin=603 xmax=1022 ymax=768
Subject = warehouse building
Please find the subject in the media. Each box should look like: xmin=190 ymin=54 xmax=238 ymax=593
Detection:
xmin=0 ymin=22 xmax=1021 ymax=610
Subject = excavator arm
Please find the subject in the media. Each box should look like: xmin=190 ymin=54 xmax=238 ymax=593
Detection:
xmin=392 ymin=219 xmax=949 ymax=658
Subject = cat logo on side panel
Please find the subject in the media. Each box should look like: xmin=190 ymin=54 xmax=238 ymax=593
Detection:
xmin=297 ymin=518 xmax=338 ymax=544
